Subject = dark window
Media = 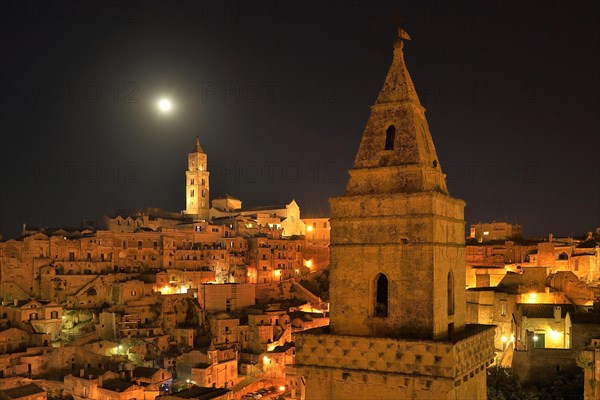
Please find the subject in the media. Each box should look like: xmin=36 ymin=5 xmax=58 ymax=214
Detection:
xmin=384 ymin=125 xmax=395 ymax=150
xmin=557 ymin=252 xmax=569 ymax=261
xmin=447 ymin=271 xmax=455 ymax=316
xmin=375 ymin=274 xmax=388 ymax=317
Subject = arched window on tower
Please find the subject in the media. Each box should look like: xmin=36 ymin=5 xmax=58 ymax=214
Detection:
xmin=557 ymin=252 xmax=569 ymax=261
xmin=375 ymin=274 xmax=388 ymax=317
xmin=384 ymin=125 xmax=395 ymax=150
xmin=447 ymin=271 xmax=455 ymax=316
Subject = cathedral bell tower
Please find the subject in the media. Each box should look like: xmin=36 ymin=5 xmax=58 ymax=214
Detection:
xmin=183 ymin=137 xmax=210 ymax=220
xmin=295 ymin=29 xmax=495 ymax=400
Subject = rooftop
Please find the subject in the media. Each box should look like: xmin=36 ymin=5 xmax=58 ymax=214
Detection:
xmin=158 ymin=386 xmax=231 ymax=399
xmin=0 ymin=384 xmax=45 ymax=399
xmin=520 ymin=303 xmax=575 ymax=319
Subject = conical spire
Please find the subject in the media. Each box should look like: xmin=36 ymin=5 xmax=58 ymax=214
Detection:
xmin=375 ymin=28 xmax=421 ymax=106
xmin=193 ymin=136 xmax=203 ymax=153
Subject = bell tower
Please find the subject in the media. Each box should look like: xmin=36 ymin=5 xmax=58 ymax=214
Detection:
xmin=295 ymin=28 xmax=495 ymax=400
xmin=329 ymin=28 xmax=463 ymax=340
xmin=184 ymin=137 xmax=210 ymax=220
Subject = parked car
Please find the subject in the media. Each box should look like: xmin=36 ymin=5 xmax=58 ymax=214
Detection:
xmin=257 ymin=388 xmax=269 ymax=396
xmin=267 ymin=386 xmax=277 ymax=393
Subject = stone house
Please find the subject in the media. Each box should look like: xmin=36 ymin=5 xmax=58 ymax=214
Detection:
xmin=64 ymin=369 xmax=120 ymax=400
xmin=132 ymin=366 xmax=172 ymax=396
xmin=198 ymin=284 xmax=254 ymax=313
xmin=466 ymin=287 xmax=518 ymax=351
xmin=208 ymin=314 xmax=240 ymax=348
xmin=176 ymin=348 xmax=238 ymax=389
xmin=515 ymin=304 xmax=574 ymax=350
xmin=97 ymin=379 xmax=145 ymax=400
xmin=247 ymin=237 xmax=303 ymax=283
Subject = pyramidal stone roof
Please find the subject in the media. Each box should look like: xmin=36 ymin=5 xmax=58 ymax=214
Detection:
xmin=346 ymin=28 xmax=448 ymax=196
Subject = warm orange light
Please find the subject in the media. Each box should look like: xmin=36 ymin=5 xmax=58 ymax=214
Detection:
xmin=279 ymin=386 xmax=286 ymax=392
xmin=306 ymin=225 xmax=314 ymax=233
xmin=305 ymin=259 xmax=313 ymax=268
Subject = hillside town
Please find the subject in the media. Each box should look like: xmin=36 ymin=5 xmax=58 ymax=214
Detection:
xmin=2 ymin=135 xmax=599 ymax=400
xmin=0 ymin=24 xmax=598 ymax=400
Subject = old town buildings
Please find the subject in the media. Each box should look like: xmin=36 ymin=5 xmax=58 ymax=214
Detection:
xmin=0 ymin=129 xmax=330 ymax=398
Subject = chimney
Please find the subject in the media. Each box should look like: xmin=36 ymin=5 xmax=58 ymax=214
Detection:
xmin=13 ymin=299 xmax=18 ymax=306
xmin=549 ymin=233 xmax=553 ymax=243
xmin=554 ymin=306 xmax=561 ymax=322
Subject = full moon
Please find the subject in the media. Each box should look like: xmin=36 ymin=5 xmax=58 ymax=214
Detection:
xmin=158 ymin=98 xmax=172 ymax=112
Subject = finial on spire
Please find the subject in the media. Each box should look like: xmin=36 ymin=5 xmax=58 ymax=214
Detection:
xmin=394 ymin=28 xmax=411 ymax=50
xmin=194 ymin=136 xmax=203 ymax=153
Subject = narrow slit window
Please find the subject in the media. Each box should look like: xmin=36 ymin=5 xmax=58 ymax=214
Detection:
xmin=385 ymin=125 xmax=395 ymax=150
xmin=447 ymin=271 xmax=455 ymax=316
xmin=375 ymin=273 xmax=389 ymax=317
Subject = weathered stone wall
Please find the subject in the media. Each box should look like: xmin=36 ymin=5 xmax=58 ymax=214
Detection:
xmin=296 ymin=326 xmax=494 ymax=399
xmin=513 ymin=348 xmax=578 ymax=382
xmin=329 ymin=191 xmax=466 ymax=340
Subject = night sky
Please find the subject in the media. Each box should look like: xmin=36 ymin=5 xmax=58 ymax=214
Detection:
xmin=0 ymin=1 xmax=598 ymax=240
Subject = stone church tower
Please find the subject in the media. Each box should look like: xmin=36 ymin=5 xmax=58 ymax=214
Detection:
xmin=295 ymin=29 xmax=495 ymax=399
xmin=183 ymin=137 xmax=210 ymax=220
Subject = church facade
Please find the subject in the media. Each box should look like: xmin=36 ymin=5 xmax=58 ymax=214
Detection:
xmin=295 ymin=29 xmax=495 ymax=399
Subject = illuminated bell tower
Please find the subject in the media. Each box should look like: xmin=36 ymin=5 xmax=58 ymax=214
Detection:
xmin=295 ymin=28 xmax=495 ymax=400
xmin=184 ymin=136 xmax=210 ymax=220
